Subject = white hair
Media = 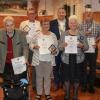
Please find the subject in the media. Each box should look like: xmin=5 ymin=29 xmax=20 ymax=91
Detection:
xmin=3 ymin=16 xmax=14 ymax=24
xmin=69 ymin=15 xmax=78 ymax=22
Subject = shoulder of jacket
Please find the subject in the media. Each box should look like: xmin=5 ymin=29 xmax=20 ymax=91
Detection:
xmin=0 ymin=28 xmax=5 ymax=34
xmin=14 ymin=29 xmax=24 ymax=36
xmin=50 ymin=19 xmax=57 ymax=23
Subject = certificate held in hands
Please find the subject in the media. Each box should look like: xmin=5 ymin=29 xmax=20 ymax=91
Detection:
xmin=65 ymin=36 xmax=77 ymax=54
xmin=85 ymin=37 xmax=95 ymax=53
xmin=38 ymin=36 xmax=53 ymax=54
xmin=11 ymin=56 xmax=27 ymax=75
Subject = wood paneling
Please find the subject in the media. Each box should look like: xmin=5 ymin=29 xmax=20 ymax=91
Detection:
xmin=0 ymin=15 xmax=28 ymax=28
xmin=0 ymin=15 xmax=53 ymax=28
xmin=93 ymin=12 xmax=100 ymax=63
xmin=93 ymin=12 xmax=100 ymax=24
xmin=83 ymin=12 xmax=100 ymax=24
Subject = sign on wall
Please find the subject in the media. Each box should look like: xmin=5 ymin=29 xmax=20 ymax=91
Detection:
xmin=0 ymin=0 xmax=27 ymax=15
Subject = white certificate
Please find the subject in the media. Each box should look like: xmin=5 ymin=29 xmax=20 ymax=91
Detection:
xmin=11 ymin=56 xmax=27 ymax=75
xmin=38 ymin=36 xmax=53 ymax=54
xmin=65 ymin=36 xmax=77 ymax=54
xmin=85 ymin=37 xmax=95 ymax=53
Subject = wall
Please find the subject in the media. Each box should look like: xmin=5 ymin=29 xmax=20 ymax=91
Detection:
xmin=93 ymin=12 xmax=100 ymax=23
xmin=92 ymin=0 xmax=100 ymax=12
xmin=38 ymin=0 xmax=66 ymax=17
xmin=0 ymin=15 xmax=28 ymax=28
xmin=0 ymin=15 xmax=53 ymax=28
xmin=83 ymin=0 xmax=100 ymax=12
xmin=38 ymin=0 xmax=53 ymax=16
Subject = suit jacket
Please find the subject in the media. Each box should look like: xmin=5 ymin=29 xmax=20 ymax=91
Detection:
xmin=0 ymin=29 xmax=28 ymax=73
xmin=50 ymin=18 xmax=69 ymax=40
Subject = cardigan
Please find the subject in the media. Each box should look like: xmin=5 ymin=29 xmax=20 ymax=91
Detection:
xmin=59 ymin=30 xmax=89 ymax=64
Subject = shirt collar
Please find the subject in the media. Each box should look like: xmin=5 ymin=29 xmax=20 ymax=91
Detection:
xmin=7 ymin=30 xmax=15 ymax=38
xmin=58 ymin=19 xmax=66 ymax=23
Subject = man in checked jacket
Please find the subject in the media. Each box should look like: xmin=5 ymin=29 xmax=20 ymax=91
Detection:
xmin=79 ymin=9 xmax=100 ymax=93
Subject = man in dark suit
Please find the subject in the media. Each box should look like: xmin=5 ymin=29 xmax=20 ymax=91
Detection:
xmin=50 ymin=7 xmax=69 ymax=90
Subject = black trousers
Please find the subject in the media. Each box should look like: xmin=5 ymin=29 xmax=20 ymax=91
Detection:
xmin=53 ymin=51 xmax=63 ymax=86
xmin=4 ymin=63 xmax=14 ymax=80
xmin=3 ymin=63 xmax=27 ymax=82
xmin=82 ymin=51 xmax=97 ymax=88
xmin=28 ymin=49 xmax=36 ymax=88
xmin=28 ymin=49 xmax=33 ymax=64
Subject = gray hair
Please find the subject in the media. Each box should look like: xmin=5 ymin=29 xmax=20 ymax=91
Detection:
xmin=69 ymin=15 xmax=78 ymax=22
xmin=3 ymin=16 xmax=14 ymax=24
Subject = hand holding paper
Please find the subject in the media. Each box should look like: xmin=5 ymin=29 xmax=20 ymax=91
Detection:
xmin=33 ymin=44 xmax=40 ymax=49
xmin=60 ymin=42 xmax=68 ymax=48
xmin=38 ymin=36 xmax=53 ymax=54
xmin=77 ymin=42 xmax=84 ymax=48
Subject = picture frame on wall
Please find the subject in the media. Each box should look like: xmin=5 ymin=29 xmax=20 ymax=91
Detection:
xmin=0 ymin=0 xmax=27 ymax=15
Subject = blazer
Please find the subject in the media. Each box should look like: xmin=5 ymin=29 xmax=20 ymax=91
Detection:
xmin=0 ymin=29 xmax=28 ymax=73
xmin=59 ymin=30 xmax=89 ymax=64
xmin=50 ymin=18 xmax=69 ymax=40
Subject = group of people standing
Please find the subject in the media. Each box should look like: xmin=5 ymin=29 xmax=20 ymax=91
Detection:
xmin=0 ymin=7 xmax=100 ymax=100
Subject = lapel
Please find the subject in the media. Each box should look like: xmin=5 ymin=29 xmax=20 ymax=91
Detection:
xmin=56 ymin=19 xmax=68 ymax=38
xmin=0 ymin=29 xmax=7 ymax=57
xmin=1 ymin=29 xmax=7 ymax=45
xmin=12 ymin=29 xmax=18 ymax=56
xmin=65 ymin=20 xmax=68 ymax=30
xmin=56 ymin=20 xmax=60 ymax=39
xmin=12 ymin=30 xmax=19 ymax=57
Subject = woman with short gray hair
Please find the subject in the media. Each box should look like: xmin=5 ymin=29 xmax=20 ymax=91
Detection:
xmin=59 ymin=15 xmax=88 ymax=100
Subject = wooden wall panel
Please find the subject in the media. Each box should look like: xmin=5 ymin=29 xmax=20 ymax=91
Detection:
xmin=0 ymin=15 xmax=53 ymax=28
xmin=0 ymin=15 xmax=28 ymax=28
xmin=93 ymin=12 xmax=100 ymax=63
xmin=93 ymin=12 xmax=100 ymax=24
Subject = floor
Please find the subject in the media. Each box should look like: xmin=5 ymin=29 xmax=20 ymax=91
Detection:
xmin=0 ymin=84 xmax=100 ymax=100
xmin=0 ymin=66 xmax=100 ymax=100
